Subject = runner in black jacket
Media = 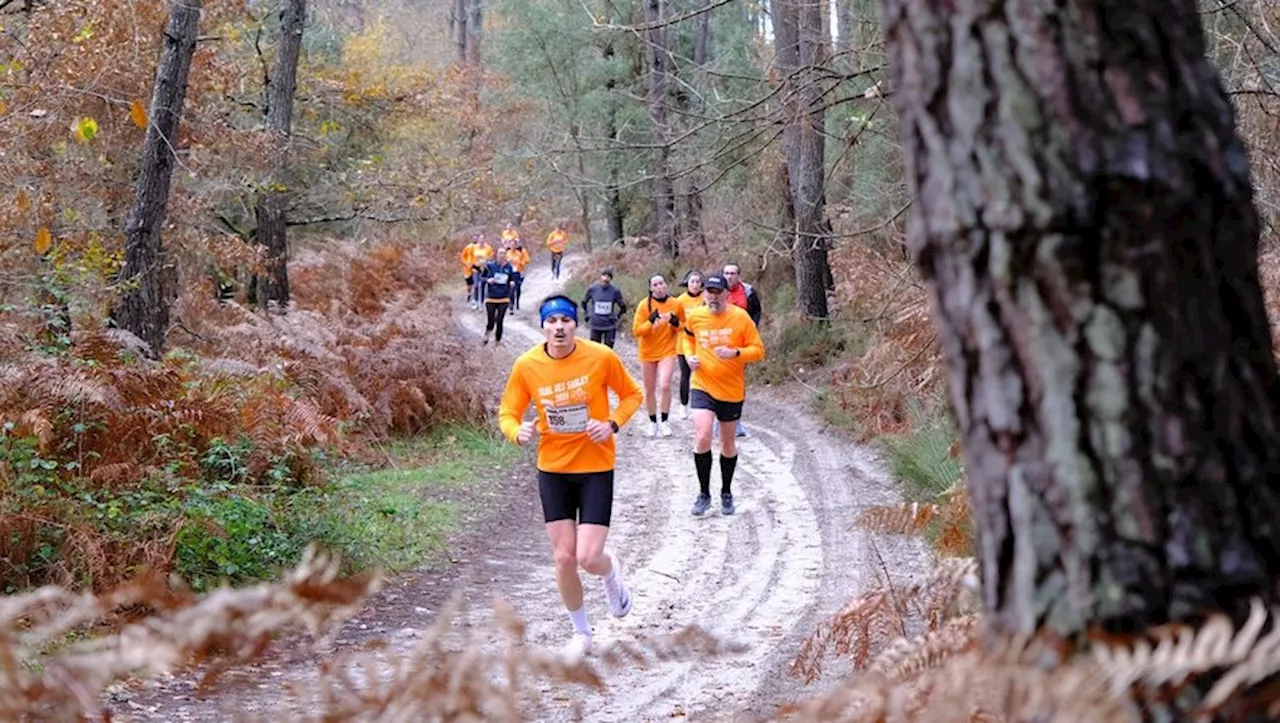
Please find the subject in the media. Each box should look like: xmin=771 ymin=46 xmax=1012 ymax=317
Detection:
xmin=580 ymin=268 xmax=627 ymax=348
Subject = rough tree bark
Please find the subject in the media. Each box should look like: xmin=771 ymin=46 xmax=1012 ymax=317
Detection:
xmin=255 ymin=0 xmax=306 ymax=312
xmin=114 ymin=0 xmax=202 ymax=357
xmin=644 ymin=0 xmax=678 ymax=257
xmin=883 ymin=0 xmax=1280 ymax=649
xmin=776 ymin=0 xmax=832 ymax=320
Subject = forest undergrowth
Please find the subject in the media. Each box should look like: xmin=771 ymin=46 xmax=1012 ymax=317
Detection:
xmin=0 ymin=239 xmax=493 ymax=596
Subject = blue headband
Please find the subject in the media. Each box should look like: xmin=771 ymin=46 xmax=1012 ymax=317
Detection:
xmin=539 ymin=296 xmax=579 ymax=326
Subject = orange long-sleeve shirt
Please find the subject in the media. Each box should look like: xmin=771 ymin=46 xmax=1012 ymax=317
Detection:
xmin=460 ymin=243 xmax=477 ymax=274
xmin=505 ymin=246 xmax=531 ymax=272
xmin=499 ymin=339 xmax=644 ymax=473
xmin=546 ymin=230 xmax=569 ymax=253
xmin=472 ymin=243 xmax=494 ymax=266
xmin=673 ymin=290 xmax=705 ymax=356
xmin=631 ymin=295 xmax=685 ymax=362
xmin=683 ymin=304 xmax=766 ymax=403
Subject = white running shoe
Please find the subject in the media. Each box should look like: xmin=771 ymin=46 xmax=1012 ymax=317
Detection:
xmin=648 ymin=421 xmax=659 ymax=438
xmin=603 ymin=552 xmax=633 ymax=618
xmin=659 ymin=420 xmax=672 ymax=437
xmin=562 ymin=632 xmax=593 ymax=662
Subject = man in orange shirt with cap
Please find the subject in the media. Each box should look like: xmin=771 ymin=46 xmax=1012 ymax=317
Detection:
xmin=682 ymin=272 xmax=765 ymax=516
xmin=498 ymin=294 xmax=644 ymax=659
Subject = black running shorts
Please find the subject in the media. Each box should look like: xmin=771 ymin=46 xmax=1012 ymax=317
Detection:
xmin=589 ymin=328 xmax=617 ymax=348
xmin=537 ymin=470 xmax=615 ymax=526
xmin=689 ymin=389 xmax=744 ymax=422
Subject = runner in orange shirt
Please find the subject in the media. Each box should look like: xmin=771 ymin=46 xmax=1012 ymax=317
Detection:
xmin=682 ymin=273 xmax=765 ymax=516
xmin=498 ymin=295 xmax=644 ymax=659
xmin=460 ymin=238 xmax=479 ymax=308
xmin=468 ymin=234 xmax=495 ymax=310
xmin=673 ymin=270 xmax=706 ymax=420
xmin=545 ymin=223 xmax=570 ymax=280
xmin=631 ymin=274 xmax=684 ymax=438
xmin=503 ymin=238 xmax=531 ymax=312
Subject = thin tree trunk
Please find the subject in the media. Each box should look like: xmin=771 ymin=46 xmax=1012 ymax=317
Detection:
xmin=776 ymin=0 xmax=831 ymax=320
xmin=114 ymin=0 xmax=201 ymax=357
xmin=836 ymin=0 xmax=853 ymax=54
xmin=644 ymin=0 xmax=677 ymax=258
xmin=603 ymin=42 xmax=625 ymax=247
xmin=884 ymin=0 xmax=1280 ymax=654
xmin=455 ymin=0 xmax=467 ymax=63
xmin=255 ymin=0 xmax=305 ymax=312
xmin=569 ymin=124 xmax=594 ymax=251
xmin=693 ymin=4 xmax=710 ymax=66
xmin=683 ymin=0 xmax=711 ymax=253
xmin=466 ymin=0 xmax=482 ymax=66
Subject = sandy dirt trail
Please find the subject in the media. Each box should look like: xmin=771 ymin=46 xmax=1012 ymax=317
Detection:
xmin=114 ymin=255 xmax=929 ymax=722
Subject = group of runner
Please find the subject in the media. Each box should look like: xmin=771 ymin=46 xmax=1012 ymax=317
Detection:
xmin=497 ymin=253 xmax=767 ymax=659
xmin=460 ymin=222 xmax=571 ymax=346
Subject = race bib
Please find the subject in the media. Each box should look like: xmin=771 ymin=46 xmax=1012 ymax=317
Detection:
xmin=545 ymin=403 xmax=588 ymax=434
xmin=593 ymin=300 xmax=613 ymax=316
xmin=491 ymin=273 xmax=509 ymax=284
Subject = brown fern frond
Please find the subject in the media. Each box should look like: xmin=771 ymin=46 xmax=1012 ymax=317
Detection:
xmin=88 ymin=462 xmax=140 ymax=487
xmin=857 ymin=502 xmax=940 ymax=535
xmin=30 ymin=366 xmax=116 ymax=409
xmin=0 ymin=325 xmax=25 ymax=357
xmin=869 ymin=613 xmax=980 ymax=682
xmin=284 ymin=400 xmax=339 ymax=446
xmin=0 ymin=546 xmax=379 ymax=721
xmin=1090 ymin=597 xmax=1277 ymax=712
xmin=17 ymin=408 xmax=54 ymax=451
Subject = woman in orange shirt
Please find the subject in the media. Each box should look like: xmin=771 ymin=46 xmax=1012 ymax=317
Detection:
xmin=631 ymin=274 xmax=684 ymax=438
xmin=673 ymin=270 xmax=706 ymax=419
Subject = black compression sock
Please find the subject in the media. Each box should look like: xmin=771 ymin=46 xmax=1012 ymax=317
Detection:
xmin=720 ymin=455 xmax=738 ymax=495
xmin=660 ymin=412 xmax=669 ymax=422
xmin=695 ymin=451 xmax=712 ymax=496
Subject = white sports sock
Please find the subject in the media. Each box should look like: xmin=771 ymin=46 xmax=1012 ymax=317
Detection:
xmin=569 ymin=605 xmax=591 ymax=635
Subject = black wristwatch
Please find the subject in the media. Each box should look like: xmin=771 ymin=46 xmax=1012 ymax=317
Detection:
xmin=609 ymin=420 xmax=619 ymax=433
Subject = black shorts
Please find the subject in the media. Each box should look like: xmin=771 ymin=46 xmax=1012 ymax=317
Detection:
xmin=590 ymin=328 xmax=617 ymax=347
xmin=690 ymin=389 xmax=744 ymax=422
xmin=538 ymin=470 xmax=614 ymax=526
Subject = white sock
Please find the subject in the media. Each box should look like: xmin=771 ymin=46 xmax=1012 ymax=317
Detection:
xmin=569 ymin=605 xmax=591 ymax=635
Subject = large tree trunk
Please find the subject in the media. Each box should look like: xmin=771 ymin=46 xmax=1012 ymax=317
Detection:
xmin=776 ymin=0 xmax=832 ymax=320
xmin=883 ymin=0 xmax=1280 ymax=647
xmin=644 ymin=0 xmax=678 ymax=258
xmin=114 ymin=0 xmax=201 ymax=357
xmin=255 ymin=0 xmax=305 ymax=312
